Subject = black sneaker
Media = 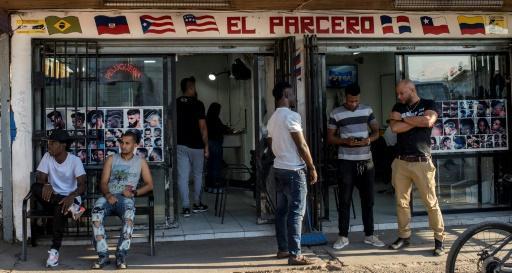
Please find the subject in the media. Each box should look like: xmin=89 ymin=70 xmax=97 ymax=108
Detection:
xmin=192 ymin=203 xmax=208 ymax=213
xmin=91 ymin=256 xmax=110 ymax=269
xmin=388 ymin=237 xmax=410 ymax=250
xmin=182 ymin=208 xmax=191 ymax=217
xmin=116 ymin=255 xmax=127 ymax=269
xmin=433 ymin=239 xmax=445 ymax=256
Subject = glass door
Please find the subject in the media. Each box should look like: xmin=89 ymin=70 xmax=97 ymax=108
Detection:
xmin=401 ymin=53 xmax=510 ymax=212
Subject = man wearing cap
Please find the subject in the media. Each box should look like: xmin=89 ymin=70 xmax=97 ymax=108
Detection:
xmin=388 ymin=80 xmax=445 ymax=256
xmin=32 ymin=130 xmax=86 ymax=267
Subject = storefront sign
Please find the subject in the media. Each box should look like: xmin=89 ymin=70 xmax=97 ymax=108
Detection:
xmin=11 ymin=11 xmax=512 ymax=38
xmin=103 ymin=63 xmax=143 ymax=82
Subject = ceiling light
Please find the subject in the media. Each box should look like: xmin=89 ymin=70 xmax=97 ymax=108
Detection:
xmin=208 ymin=70 xmax=230 ymax=81
xmin=144 ymin=60 xmax=156 ymax=63
xmin=103 ymin=0 xmax=231 ymax=8
xmin=394 ymin=0 xmax=503 ymax=8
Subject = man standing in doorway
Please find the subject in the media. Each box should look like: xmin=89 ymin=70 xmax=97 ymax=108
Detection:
xmin=327 ymin=84 xmax=385 ymax=250
xmin=267 ymin=82 xmax=318 ymax=265
xmin=177 ymin=76 xmax=209 ymax=217
xmin=388 ymin=79 xmax=445 ymax=256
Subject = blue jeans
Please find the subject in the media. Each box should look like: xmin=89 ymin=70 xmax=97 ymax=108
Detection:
xmin=177 ymin=145 xmax=205 ymax=208
xmin=91 ymin=194 xmax=136 ymax=258
xmin=274 ymin=167 xmax=307 ymax=256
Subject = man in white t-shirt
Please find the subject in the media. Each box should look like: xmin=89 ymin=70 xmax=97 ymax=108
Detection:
xmin=32 ymin=130 xmax=86 ymax=267
xmin=267 ymin=82 xmax=318 ymax=266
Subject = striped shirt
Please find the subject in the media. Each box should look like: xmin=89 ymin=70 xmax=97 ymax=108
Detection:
xmin=328 ymin=104 xmax=377 ymax=160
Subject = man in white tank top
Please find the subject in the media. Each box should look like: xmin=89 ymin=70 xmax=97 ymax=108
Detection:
xmin=91 ymin=131 xmax=154 ymax=269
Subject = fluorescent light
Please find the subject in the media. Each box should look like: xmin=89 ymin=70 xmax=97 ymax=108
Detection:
xmin=394 ymin=0 xmax=503 ymax=8
xmin=144 ymin=60 xmax=156 ymax=63
xmin=208 ymin=73 xmax=216 ymax=81
xmin=352 ymin=52 xmax=360 ymax=55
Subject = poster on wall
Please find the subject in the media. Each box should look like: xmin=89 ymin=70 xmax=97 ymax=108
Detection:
xmin=46 ymin=106 xmax=164 ymax=163
xmin=431 ymin=99 xmax=508 ymax=153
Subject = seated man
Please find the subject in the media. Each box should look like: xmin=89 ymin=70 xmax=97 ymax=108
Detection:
xmin=32 ymin=129 xmax=86 ymax=267
xmin=91 ymin=131 xmax=154 ymax=269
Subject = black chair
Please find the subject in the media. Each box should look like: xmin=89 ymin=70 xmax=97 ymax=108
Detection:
xmin=21 ymin=172 xmax=155 ymax=261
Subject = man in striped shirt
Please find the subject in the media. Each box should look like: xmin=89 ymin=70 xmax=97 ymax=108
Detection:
xmin=327 ymin=84 xmax=384 ymax=250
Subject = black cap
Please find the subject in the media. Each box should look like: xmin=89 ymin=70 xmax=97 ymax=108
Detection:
xmin=45 ymin=130 xmax=71 ymax=143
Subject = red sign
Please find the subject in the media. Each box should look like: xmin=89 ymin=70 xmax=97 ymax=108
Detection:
xmin=104 ymin=63 xmax=142 ymax=81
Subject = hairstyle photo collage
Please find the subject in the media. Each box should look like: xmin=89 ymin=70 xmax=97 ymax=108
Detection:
xmin=45 ymin=107 xmax=164 ymax=164
xmin=430 ymin=99 xmax=508 ymax=153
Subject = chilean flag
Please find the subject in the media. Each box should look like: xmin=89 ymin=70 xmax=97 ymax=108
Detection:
xmin=94 ymin=15 xmax=130 ymax=35
xmin=380 ymin=15 xmax=411 ymax=34
xmin=421 ymin=16 xmax=449 ymax=35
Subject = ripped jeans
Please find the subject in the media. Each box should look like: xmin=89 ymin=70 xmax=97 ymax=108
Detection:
xmin=91 ymin=194 xmax=136 ymax=258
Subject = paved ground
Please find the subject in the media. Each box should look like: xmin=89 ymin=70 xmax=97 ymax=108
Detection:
xmin=0 ymin=225 xmax=482 ymax=273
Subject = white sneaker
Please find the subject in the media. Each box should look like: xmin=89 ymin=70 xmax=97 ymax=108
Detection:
xmin=364 ymin=235 xmax=385 ymax=247
xmin=333 ymin=236 xmax=349 ymax=250
xmin=46 ymin=249 xmax=59 ymax=267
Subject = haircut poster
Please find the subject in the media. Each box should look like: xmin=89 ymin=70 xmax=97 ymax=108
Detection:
xmin=430 ymin=99 xmax=508 ymax=153
xmin=46 ymin=106 xmax=164 ymax=163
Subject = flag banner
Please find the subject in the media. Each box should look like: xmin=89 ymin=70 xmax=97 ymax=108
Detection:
xmin=458 ymin=16 xmax=485 ymax=35
xmin=421 ymin=16 xmax=450 ymax=35
xmin=46 ymin=16 xmax=82 ymax=35
xmin=94 ymin=15 xmax=130 ymax=35
xmin=140 ymin=15 xmax=175 ymax=34
xmin=380 ymin=15 xmax=411 ymax=34
xmin=183 ymin=14 xmax=219 ymax=33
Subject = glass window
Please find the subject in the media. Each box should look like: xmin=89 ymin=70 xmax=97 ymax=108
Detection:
xmin=406 ymin=53 xmax=510 ymax=212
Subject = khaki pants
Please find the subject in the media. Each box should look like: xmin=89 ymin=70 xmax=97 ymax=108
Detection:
xmin=391 ymin=159 xmax=445 ymax=241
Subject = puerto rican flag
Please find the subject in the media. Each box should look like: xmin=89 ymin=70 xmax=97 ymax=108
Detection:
xmin=380 ymin=15 xmax=411 ymax=34
xmin=183 ymin=14 xmax=219 ymax=33
xmin=421 ymin=16 xmax=450 ymax=35
xmin=140 ymin=15 xmax=175 ymax=34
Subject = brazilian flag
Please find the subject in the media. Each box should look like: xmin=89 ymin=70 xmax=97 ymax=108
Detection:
xmin=45 ymin=16 xmax=82 ymax=34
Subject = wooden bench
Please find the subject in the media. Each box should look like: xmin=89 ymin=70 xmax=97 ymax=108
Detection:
xmin=21 ymin=171 xmax=155 ymax=261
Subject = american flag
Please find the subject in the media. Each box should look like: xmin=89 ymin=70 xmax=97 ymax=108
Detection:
xmin=140 ymin=15 xmax=175 ymax=34
xmin=183 ymin=14 xmax=219 ymax=33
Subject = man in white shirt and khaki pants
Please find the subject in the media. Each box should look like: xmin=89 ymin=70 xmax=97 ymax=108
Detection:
xmin=267 ymin=82 xmax=318 ymax=266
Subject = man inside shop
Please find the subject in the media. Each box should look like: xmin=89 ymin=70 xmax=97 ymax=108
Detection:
xmin=176 ymin=76 xmax=209 ymax=217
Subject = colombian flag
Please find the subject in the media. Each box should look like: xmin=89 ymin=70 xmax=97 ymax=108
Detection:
xmin=458 ymin=16 xmax=485 ymax=35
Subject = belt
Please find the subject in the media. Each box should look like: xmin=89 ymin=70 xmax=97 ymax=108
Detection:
xmin=397 ymin=155 xmax=431 ymax=162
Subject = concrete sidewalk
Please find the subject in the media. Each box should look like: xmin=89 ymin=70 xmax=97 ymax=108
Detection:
xmin=0 ymin=225 xmax=481 ymax=273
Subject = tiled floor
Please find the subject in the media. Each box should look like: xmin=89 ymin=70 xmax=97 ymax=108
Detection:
xmin=157 ymin=182 xmax=512 ymax=242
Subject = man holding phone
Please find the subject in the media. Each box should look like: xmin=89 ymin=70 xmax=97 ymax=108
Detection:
xmin=327 ymin=84 xmax=384 ymax=250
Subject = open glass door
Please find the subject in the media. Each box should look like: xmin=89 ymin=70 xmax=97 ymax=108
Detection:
xmin=304 ymin=35 xmax=326 ymax=229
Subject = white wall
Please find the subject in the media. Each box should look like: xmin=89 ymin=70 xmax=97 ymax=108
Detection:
xmin=325 ymin=53 xmax=396 ymax=127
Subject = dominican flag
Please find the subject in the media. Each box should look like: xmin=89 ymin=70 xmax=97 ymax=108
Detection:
xmin=183 ymin=14 xmax=219 ymax=33
xmin=421 ymin=16 xmax=449 ymax=35
xmin=94 ymin=15 xmax=130 ymax=35
xmin=380 ymin=15 xmax=411 ymax=34
xmin=140 ymin=15 xmax=175 ymax=34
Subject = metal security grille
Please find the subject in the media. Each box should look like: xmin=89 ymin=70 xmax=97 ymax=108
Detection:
xmin=394 ymin=0 xmax=503 ymax=8
xmin=102 ymin=0 xmax=231 ymax=8
xmin=32 ymin=40 xmax=100 ymax=163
